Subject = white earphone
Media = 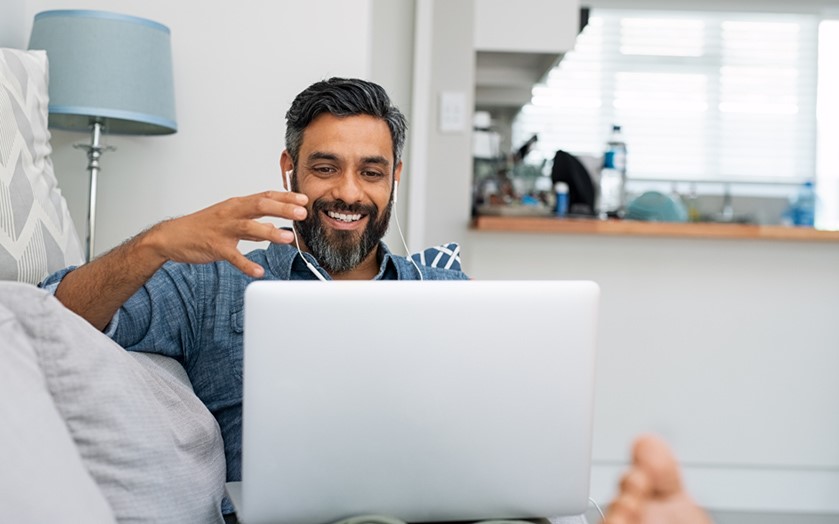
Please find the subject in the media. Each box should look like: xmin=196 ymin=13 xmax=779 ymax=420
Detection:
xmin=391 ymin=178 xmax=423 ymax=280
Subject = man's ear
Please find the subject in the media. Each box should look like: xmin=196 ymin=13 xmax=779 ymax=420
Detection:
xmin=393 ymin=160 xmax=403 ymax=185
xmin=393 ymin=161 xmax=403 ymax=204
xmin=279 ymin=150 xmax=294 ymax=190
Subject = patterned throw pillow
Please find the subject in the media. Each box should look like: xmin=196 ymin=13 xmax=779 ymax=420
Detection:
xmin=411 ymin=242 xmax=462 ymax=271
xmin=0 ymin=48 xmax=84 ymax=284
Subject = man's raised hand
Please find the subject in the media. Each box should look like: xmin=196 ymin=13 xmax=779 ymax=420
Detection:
xmin=148 ymin=190 xmax=308 ymax=278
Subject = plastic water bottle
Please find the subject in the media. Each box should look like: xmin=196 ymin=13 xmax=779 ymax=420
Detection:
xmin=791 ymin=180 xmax=816 ymax=227
xmin=598 ymin=124 xmax=627 ymax=219
xmin=554 ymin=182 xmax=569 ymax=217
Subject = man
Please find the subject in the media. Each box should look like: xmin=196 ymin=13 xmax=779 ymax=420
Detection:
xmin=41 ymin=78 xmax=469 ymax=515
xmin=42 ymin=78 xmax=714 ymax=524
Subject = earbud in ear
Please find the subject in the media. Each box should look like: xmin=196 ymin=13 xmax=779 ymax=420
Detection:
xmin=393 ymin=180 xmax=399 ymax=205
xmin=284 ymin=170 xmax=292 ymax=191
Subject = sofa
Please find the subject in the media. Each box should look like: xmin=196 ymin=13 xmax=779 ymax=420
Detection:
xmin=1 ymin=47 xmax=227 ymax=523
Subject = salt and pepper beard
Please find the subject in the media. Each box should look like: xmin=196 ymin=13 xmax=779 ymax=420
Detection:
xmin=292 ymin=174 xmax=394 ymax=275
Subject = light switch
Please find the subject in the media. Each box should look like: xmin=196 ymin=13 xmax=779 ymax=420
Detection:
xmin=439 ymin=91 xmax=467 ymax=133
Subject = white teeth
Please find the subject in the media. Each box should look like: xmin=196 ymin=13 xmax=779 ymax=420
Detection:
xmin=327 ymin=211 xmax=362 ymax=222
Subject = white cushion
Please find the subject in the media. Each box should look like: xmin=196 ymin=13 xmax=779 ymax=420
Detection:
xmin=0 ymin=287 xmax=115 ymax=524
xmin=0 ymin=282 xmax=226 ymax=523
xmin=0 ymin=48 xmax=83 ymax=284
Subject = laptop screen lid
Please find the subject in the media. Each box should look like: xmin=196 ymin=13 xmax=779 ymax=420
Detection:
xmin=239 ymin=280 xmax=599 ymax=524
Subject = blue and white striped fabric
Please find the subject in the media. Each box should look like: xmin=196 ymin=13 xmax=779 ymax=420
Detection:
xmin=411 ymin=242 xmax=462 ymax=272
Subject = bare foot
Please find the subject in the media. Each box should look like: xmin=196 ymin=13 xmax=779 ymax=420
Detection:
xmin=603 ymin=435 xmax=713 ymax=524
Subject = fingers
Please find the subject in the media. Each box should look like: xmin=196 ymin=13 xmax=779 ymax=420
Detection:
xmin=225 ymin=249 xmax=265 ymax=279
xmin=237 ymin=221 xmax=296 ymax=244
xmin=255 ymin=190 xmax=309 ymax=206
xmin=154 ymin=191 xmax=308 ymax=276
xmin=242 ymin=191 xmax=308 ymax=221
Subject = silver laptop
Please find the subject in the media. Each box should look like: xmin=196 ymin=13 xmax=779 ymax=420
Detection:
xmin=229 ymin=280 xmax=599 ymax=524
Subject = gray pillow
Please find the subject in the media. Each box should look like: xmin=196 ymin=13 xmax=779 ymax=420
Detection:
xmin=0 ymin=290 xmax=115 ymax=524
xmin=0 ymin=48 xmax=84 ymax=284
xmin=0 ymin=282 xmax=226 ymax=523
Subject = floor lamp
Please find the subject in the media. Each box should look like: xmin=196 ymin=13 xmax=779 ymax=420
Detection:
xmin=28 ymin=10 xmax=177 ymax=261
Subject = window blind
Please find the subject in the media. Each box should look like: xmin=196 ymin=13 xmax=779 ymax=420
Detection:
xmin=512 ymin=9 xmax=819 ymax=186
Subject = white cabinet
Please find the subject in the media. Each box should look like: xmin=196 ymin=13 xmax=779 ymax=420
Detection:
xmin=474 ymin=0 xmax=579 ymax=53
xmin=474 ymin=0 xmax=580 ymax=109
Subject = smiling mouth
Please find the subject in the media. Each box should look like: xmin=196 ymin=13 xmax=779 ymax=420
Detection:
xmin=325 ymin=210 xmax=366 ymax=223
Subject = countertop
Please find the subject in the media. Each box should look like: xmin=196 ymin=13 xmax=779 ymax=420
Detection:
xmin=471 ymin=215 xmax=839 ymax=242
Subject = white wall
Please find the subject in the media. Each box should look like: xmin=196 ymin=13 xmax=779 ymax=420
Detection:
xmin=408 ymin=0 xmax=475 ymax=249
xmin=0 ymin=0 xmax=26 ymax=48
xmin=23 ymin=0 xmax=384 ymax=256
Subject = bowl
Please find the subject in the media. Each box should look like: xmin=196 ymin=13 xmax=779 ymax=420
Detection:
xmin=625 ymin=191 xmax=688 ymax=223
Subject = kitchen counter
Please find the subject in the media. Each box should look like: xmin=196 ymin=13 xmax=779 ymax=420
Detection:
xmin=471 ymin=215 xmax=839 ymax=242
xmin=465 ymin=219 xmax=839 ymax=515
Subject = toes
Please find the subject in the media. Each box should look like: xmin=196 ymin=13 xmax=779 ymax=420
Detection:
xmin=632 ymin=434 xmax=683 ymax=497
xmin=604 ymin=467 xmax=650 ymax=524
xmin=619 ymin=467 xmax=652 ymax=498
xmin=604 ymin=492 xmax=643 ymax=524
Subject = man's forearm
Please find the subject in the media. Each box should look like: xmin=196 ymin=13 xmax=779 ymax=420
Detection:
xmin=53 ymin=190 xmax=307 ymax=330
xmin=55 ymin=225 xmax=169 ymax=331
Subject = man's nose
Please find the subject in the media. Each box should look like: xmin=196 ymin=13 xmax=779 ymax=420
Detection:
xmin=331 ymin=172 xmax=364 ymax=203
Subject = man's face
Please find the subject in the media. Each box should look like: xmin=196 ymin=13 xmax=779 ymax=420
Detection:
xmin=284 ymin=113 xmax=401 ymax=274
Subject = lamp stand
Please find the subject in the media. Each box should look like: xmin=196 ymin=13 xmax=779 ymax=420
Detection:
xmin=74 ymin=119 xmax=115 ymax=262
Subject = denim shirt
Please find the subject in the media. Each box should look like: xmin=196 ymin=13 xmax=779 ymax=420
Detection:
xmin=40 ymin=241 xmax=468 ymax=507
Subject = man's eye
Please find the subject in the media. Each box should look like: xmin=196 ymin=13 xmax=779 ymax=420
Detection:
xmin=363 ymin=170 xmax=385 ymax=179
xmin=313 ymin=166 xmax=335 ymax=174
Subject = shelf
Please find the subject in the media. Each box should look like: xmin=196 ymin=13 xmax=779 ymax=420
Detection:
xmin=471 ymin=215 xmax=839 ymax=243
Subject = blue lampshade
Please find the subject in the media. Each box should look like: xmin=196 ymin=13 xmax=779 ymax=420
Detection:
xmin=28 ymin=10 xmax=177 ymax=135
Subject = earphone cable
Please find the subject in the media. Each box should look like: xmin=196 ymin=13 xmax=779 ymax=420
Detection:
xmin=284 ymin=169 xmax=328 ymax=281
xmin=394 ymin=209 xmax=423 ymax=281
xmin=589 ymin=496 xmax=605 ymax=520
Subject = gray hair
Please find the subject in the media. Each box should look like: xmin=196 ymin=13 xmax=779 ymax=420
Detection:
xmin=285 ymin=78 xmax=407 ymax=171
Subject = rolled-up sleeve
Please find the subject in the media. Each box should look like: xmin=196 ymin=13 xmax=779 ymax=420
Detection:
xmin=39 ymin=262 xmax=202 ymax=361
xmin=111 ymin=261 xmax=202 ymax=361
xmin=39 ymin=266 xmax=120 ymax=338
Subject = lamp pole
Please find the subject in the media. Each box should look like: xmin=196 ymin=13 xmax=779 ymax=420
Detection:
xmin=74 ymin=119 xmax=114 ymax=262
